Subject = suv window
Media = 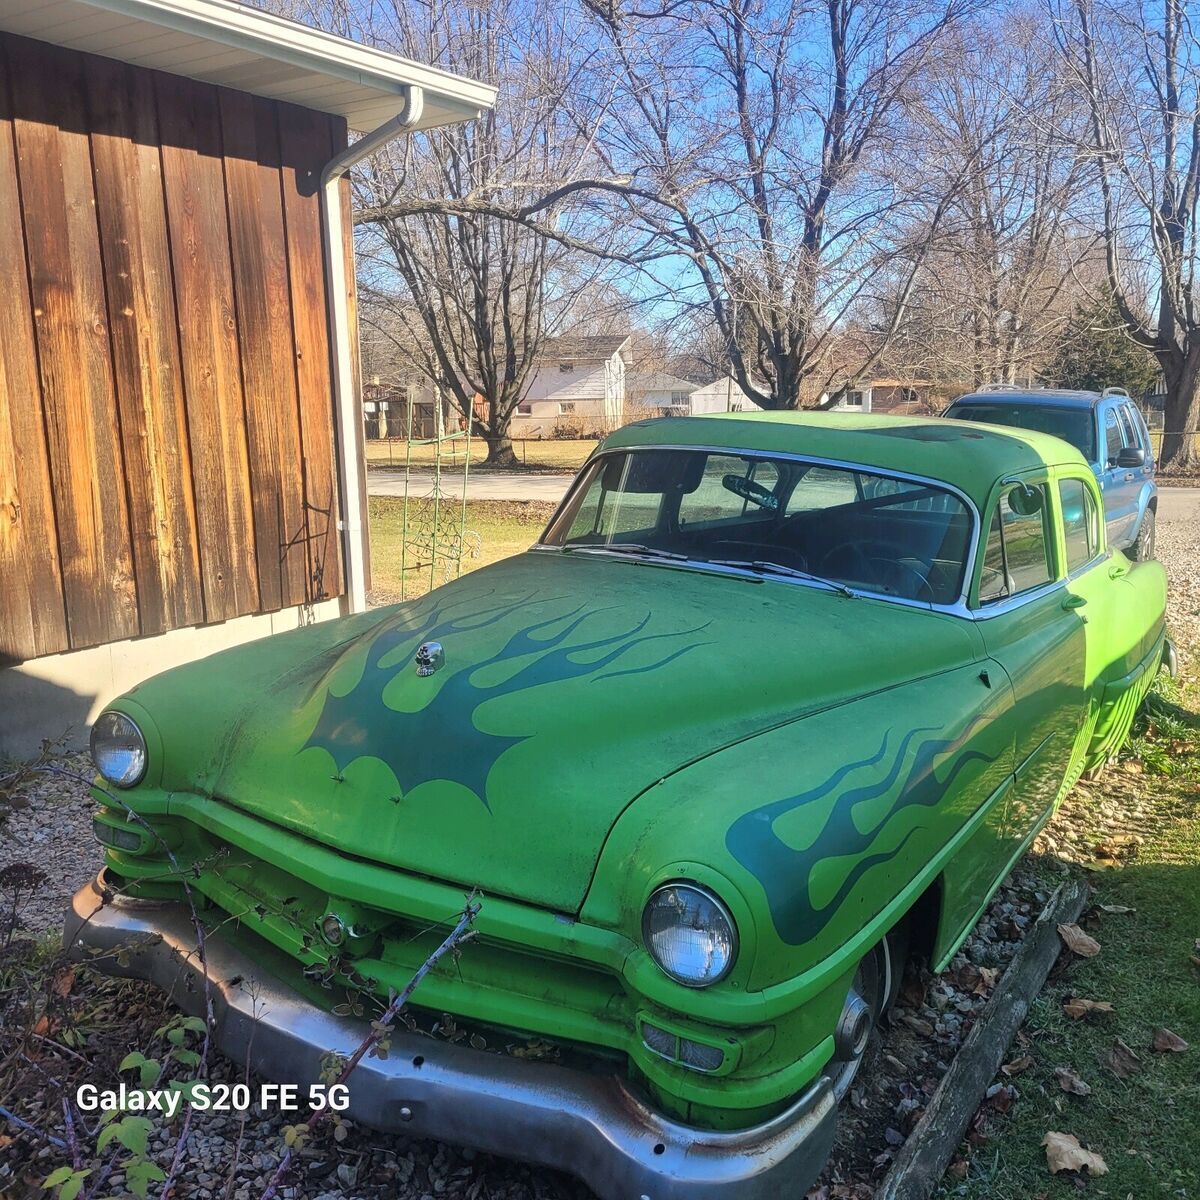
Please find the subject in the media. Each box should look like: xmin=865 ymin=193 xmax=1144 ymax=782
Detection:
xmin=1118 ymin=403 xmax=1147 ymax=453
xmin=979 ymin=483 xmax=1054 ymax=603
xmin=1059 ymin=478 xmax=1100 ymax=572
xmin=1104 ymin=407 xmax=1123 ymax=464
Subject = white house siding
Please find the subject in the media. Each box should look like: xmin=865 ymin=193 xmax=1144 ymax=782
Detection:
xmin=511 ymin=338 xmax=631 ymax=437
xmin=688 ymin=377 xmax=760 ymax=414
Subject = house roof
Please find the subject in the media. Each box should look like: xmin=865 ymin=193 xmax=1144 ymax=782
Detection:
xmin=628 ymin=371 xmax=696 ymax=394
xmin=543 ymin=335 xmax=631 ymax=362
xmin=0 ymin=0 xmax=496 ymax=132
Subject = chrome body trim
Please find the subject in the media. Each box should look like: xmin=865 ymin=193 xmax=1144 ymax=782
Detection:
xmin=1164 ymin=637 xmax=1179 ymax=679
xmin=535 ymin=444 xmax=983 ymax=619
xmin=65 ymin=876 xmax=838 ymax=1200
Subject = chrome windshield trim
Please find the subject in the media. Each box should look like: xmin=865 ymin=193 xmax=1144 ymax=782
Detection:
xmin=536 ymin=444 xmax=982 ymax=616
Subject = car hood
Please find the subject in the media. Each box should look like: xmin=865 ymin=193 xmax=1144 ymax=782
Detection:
xmin=149 ymin=552 xmax=980 ymax=913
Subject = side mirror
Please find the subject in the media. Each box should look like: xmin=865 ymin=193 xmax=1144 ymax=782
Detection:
xmin=1116 ymin=446 xmax=1146 ymax=468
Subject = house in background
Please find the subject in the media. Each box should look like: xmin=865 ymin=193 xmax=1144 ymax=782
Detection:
xmin=510 ymin=335 xmax=631 ymax=437
xmin=0 ymin=0 xmax=493 ymax=757
xmin=823 ymin=378 xmax=932 ymax=414
xmin=688 ymin=376 xmax=761 ymax=414
xmin=627 ymin=370 xmax=700 ymax=417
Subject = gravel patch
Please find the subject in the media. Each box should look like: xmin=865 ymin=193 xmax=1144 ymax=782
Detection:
xmin=0 ymin=753 xmax=98 ymax=938
xmin=1157 ymin=508 xmax=1199 ymax=675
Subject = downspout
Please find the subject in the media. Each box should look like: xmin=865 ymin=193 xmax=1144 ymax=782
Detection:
xmin=319 ymin=85 xmax=425 ymax=613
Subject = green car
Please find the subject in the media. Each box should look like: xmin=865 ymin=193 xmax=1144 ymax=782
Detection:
xmin=67 ymin=413 xmax=1171 ymax=1199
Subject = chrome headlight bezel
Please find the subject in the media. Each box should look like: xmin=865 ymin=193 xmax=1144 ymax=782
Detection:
xmin=642 ymin=881 xmax=738 ymax=988
xmin=90 ymin=711 xmax=147 ymax=789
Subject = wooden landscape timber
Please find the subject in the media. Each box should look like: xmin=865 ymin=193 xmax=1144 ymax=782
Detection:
xmin=874 ymin=878 xmax=1091 ymax=1200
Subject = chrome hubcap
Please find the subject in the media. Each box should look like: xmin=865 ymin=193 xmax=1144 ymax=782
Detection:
xmin=833 ymin=989 xmax=872 ymax=1061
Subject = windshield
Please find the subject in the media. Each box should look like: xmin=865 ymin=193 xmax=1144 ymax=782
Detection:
xmin=945 ymin=402 xmax=1096 ymax=460
xmin=540 ymin=449 xmax=973 ymax=605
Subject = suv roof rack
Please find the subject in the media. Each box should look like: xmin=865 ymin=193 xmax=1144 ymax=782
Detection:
xmin=1100 ymin=386 xmax=1131 ymax=399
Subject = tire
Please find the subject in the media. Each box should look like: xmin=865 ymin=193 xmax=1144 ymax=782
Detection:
xmin=827 ymin=932 xmax=899 ymax=1101
xmin=1131 ymin=506 xmax=1156 ymax=561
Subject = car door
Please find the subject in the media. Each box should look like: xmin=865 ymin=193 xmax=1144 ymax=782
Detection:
xmin=1098 ymin=402 xmax=1140 ymax=549
xmin=975 ymin=475 xmax=1088 ymax=862
xmin=1118 ymin=399 xmax=1155 ymax=513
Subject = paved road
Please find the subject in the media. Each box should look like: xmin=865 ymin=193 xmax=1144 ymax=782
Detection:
xmin=1159 ymin=487 xmax=1200 ymax=525
xmin=369 ymin=468 xmax=576 ymax=503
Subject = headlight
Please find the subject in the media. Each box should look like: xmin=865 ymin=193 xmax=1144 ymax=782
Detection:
xmin=642 ymin=882 xmax=737 ymax=987
xmin=90 ymin=711 xmax=147 ymax=788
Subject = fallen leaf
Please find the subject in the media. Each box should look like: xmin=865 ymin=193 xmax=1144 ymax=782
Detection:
xmin=1054 ymin=1066 xmax=1092 ymax=1096
xmin=51 ymin=965 xmax=76 ymax=998
xmin=1063 ymin=997 xmax=1115 ymax=1019
xmin=1151 ymin=1027 xmax=1189 ymax=1053
xmin=976 ymin=966 xmax=1000 ymax=994
xmin=1102 ymin=1038 xmax=1142 ymax=1079
xmin=1002 ymin=1054 xmax=1035 ymax=1077
xmin=1043 ymin=1131 xmax=1108 ymax=1176
xmin=1096 ymin=904 xmax=1135 ymax=915
xmin=984 ymin=1083 xmax=1017 ymax=1113
xmin=1059 ymin=924 xmax=1102 ymax=957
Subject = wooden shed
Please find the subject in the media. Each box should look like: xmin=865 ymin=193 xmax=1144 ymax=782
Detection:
xmin=0 ymin=0 xmax=494 ymax=756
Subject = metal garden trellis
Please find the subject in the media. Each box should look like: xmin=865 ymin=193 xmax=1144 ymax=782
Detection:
xmin=398 ymin=391 xmax=480 ymax=595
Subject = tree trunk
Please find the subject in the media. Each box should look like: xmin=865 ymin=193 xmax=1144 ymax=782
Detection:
xmin=1159 ymin=353 xmax=1200 ymax=470
xmin=484 ymin=433 xmax=519 ymax=467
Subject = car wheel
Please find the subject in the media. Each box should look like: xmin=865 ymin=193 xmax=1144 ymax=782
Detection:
xmin=1132 ymin=506 xmax=1156 ymax=561
xmin=827 ymin=932 xmax=897 ymax=1101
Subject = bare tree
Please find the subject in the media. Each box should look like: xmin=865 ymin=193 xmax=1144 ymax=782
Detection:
xmin=317 ymin=0 xmax=619 ymax=464
xmin=1053 ymin=0 xmax=1200 ymax=467
xmin=881 ymin=9 xmax=1098 ymax=392
xmin=563 ymin=0 xmax=972 ymax=409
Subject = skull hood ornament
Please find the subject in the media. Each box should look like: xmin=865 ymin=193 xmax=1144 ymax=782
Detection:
xmin=415 ymin=641 xmax=445 ymax=677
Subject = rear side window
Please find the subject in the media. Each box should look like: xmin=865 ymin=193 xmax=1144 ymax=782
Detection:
xmin=1059 ymin=478 xmax=1100 ymax=572
xmin=1118 ymin=403 xmax=1148 ymax=453
xmin=979 ymin=483 xmax=1055 ymax=603
xmin=1104 ymin=408 xmax=1123 ymax=463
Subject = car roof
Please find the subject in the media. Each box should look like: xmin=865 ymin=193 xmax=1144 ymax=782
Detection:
xmin=950 ymin=388 xmax=1103 ymax=410
xmin=600 ymin=411 xmax=1087 ymax=509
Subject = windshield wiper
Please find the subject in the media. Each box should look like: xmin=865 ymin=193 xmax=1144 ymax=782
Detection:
xmin=563 ymin=543 xmax=689 ymax=562
xmin=705 ymin=558 xmax=857 ymax=598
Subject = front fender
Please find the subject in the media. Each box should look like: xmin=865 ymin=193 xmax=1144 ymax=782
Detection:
xmin=584 ymin=661 xmax=1014 ymax=1005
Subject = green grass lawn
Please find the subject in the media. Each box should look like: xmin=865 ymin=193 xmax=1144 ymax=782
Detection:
xmin=368 ymin=496 xmax=557 ymax=602
xmin=948 ymin=675 xmax=1200 ymax=1199
xmin=365 ymin=437 xmax=598 ymax=472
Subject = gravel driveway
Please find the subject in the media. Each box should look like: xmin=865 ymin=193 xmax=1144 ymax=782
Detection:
xmin=2 ymin=517 xmax=1195 ymax=1200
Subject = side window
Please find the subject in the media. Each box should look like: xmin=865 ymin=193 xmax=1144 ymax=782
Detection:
xmin=1059 ymin=478 xmax=1100 ymax=573
xmin=1104 ymin=407 xmax=1122 ymax=464
xmin=979 ymin=483 xmax=1055 ymax=604
xmin=1118 ymin=403 xmax=1147 ymax=453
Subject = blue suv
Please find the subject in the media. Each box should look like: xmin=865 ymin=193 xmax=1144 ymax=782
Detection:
xmin=943 ymin=386 xmax=1158 ymax=559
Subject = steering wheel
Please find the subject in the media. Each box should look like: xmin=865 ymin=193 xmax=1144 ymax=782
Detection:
xmin=818 ymin=541 xmax=936 ymax=602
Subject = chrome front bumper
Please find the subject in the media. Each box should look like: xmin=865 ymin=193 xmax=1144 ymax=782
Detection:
xmin=64 ymin=876 xmax=836 ymax=1200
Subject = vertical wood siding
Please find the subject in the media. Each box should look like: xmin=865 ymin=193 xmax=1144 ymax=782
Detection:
xmin=0 ymin=32 xmax=347 ymax=665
